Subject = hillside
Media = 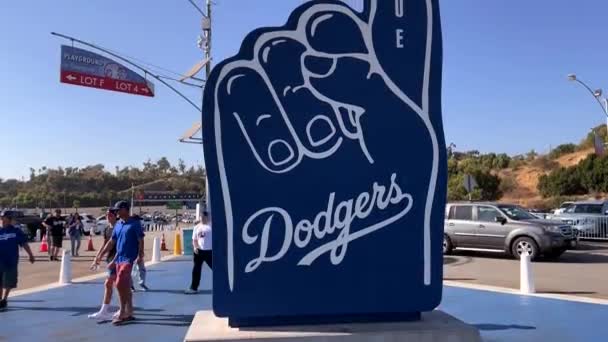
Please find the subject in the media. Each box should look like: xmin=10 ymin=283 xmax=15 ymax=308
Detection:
xmin=500 ymin=148 xmax=595 ymax=208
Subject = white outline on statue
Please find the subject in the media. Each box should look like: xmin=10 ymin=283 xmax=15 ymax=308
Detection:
xmin=213 ymin=0 xmax=438 ymax=291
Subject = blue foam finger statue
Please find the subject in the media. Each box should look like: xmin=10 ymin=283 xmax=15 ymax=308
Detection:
xmin=203 ymin=0 xmax=446 ymax=326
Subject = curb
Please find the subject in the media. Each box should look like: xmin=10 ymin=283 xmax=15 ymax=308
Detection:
xmin=9 ymin=254 xmax=182 ymax=298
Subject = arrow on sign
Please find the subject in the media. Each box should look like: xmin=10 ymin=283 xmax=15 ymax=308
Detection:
xmin=66 ymin=74 xmax=77 ymax=81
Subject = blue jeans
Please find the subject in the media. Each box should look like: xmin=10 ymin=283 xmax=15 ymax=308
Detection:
xmin=70 ymin=233 xmax=81 ymax=256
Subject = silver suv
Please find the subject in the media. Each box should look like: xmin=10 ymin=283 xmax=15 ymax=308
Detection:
xmin=444 ymin=202 xmax=576 ymax=260
xmin=548 ymin=200 xmax=608 ymax=236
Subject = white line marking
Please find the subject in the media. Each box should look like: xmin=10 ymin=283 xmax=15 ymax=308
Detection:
xmin=9 ymin=255 xmax=180 ymax=298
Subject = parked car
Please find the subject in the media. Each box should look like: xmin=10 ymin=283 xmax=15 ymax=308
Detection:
xmin=444 ymin=202 xmax=576 ymax=260
xmin=96 ymin=215 xmax=109 ymax=232
xmin=548 ymin=200 xmax=608 ymax=236
xmin=553 ymin=201 xmax=574 ymax=215
xmin=140 ymin=215 xmax=154 ymax=228
xmin=3 ymin=210 xmax=44 ymax=240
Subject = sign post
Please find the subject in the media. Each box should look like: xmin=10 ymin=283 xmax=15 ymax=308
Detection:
xmin=463 ymin=174 xmax=478 ymax=201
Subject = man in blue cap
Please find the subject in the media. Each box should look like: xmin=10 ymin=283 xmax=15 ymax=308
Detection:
xmin=95 ymin=201 xmax=144 ymax=325
xmin=0 ymin=210 xmax=35 ymax=311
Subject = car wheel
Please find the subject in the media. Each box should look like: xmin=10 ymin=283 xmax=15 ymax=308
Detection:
xmin=511 ymin=237 xmax=539 ymax=260
xmin=544 ymin=248 xmax=565 ymax=260
xmin=443 ymin=235 xmax=453 ymax=255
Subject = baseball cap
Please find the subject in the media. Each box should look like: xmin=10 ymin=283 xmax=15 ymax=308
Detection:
xmin=111 ymin=200 xmax=131 ymax=211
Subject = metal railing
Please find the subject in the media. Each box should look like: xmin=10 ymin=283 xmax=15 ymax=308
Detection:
xmin=546 ymin=215 xmax=608 ymax=240
xmin=143 ymin=223 xmax=176 ymax=232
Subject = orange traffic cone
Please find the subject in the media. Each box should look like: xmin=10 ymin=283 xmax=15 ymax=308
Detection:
xmin=87 ymin=235 xmax=95 ymax=251
xmin=161 ymin=233 xmax=168 ymax=251
xmin=40 ymin=234 xmax=48 ymax=253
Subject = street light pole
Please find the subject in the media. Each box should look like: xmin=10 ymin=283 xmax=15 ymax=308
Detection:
xmin=567 ymin=74 xmax=608 ymax=134
xmin=199 ymin=0 xmax=212 ymax=215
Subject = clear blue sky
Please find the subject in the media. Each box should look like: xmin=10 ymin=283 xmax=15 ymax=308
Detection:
xmin=1 ymin=0 xmax=607 ymax=180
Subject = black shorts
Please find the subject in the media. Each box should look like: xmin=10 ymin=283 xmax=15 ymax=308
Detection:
xmin=51 ymin=235 xmax=63 ymax=248
xmin=0 ymin=266 xmax=18 ymax=289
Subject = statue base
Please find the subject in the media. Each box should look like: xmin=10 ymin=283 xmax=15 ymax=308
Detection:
xmin=183 ymin=310 xmax=481 ymax=342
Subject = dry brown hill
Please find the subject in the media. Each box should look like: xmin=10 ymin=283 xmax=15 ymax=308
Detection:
xmin=500 ymin=148 xmax=594 ymax=208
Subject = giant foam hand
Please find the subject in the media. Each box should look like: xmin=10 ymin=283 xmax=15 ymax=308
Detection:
xmin=204 ymin=0 xmax=446 ymax=318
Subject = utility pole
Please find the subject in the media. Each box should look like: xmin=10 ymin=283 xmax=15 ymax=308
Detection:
xmin=202 ymin=0 xmax=212 ymax=215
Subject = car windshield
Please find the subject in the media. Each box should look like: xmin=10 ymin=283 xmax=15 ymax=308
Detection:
xmin=497 ymin=205 xmax=538 ymax=221
xmin=574 ymin=204 xmax=603 ymax=214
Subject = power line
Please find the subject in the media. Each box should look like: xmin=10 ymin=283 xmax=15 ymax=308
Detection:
xmin=102 ymin=46 xmax=187 ymax=79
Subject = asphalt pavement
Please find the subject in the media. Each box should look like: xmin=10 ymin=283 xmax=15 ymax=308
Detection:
xmin=15 ymin=230 xmax=180 ymax=292
xmin=444 ymin=241 xmax=608 ymax=299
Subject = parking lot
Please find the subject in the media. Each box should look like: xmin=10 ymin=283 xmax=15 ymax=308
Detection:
xmin=444 ymin=241 xmax=608 ymax=299
xmin=14 ymin=231 xmax=179 ymax=292
xmin=15 ymin=228 xmax=608 ymax=302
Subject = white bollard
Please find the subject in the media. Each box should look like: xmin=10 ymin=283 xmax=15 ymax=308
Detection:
xmin=520 ymin=251 xmax=535 ymax=294
xmin=152 ymin=236 xmax=161 ymax=263
xmin=59 ymin=250 xmax=72 ymax=285
xmin=35 ymin=229 xmax=41 ymax=242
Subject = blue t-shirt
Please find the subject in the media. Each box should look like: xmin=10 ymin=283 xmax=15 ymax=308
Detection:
xmin=112 ymin=217 xmax=145 ymax=263
xmin=0 ymin=225 xmax=27 ymax=269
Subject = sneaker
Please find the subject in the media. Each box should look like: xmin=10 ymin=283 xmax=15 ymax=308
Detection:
xmin=139 ymin=284 xmax=149 ymax=292
xmin=88 ymin=309 xmax=112 ymax=320
xmin=112 ymin=311 xmax=121 ymax=319
xmin=184 ymin=289 xmax=198 ymax=294
xmin=0 ymin=299 xmax=7 ymax=311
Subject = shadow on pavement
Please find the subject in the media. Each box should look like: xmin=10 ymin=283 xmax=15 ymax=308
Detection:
xmin=115 ymin=314 xmax=195 ymax=327
xmin=162 ymin=258 xmax=190 ymax=263
xmin=444 ymin=278 xmax=476 ymax=281
xmin=541 ymin=290 xmax=597 ymax=295
xmin=450 ymin=250 xmax=512 ymax=260
xmin=576 ymin=242 xmax=608 ymax=251
xmin=443 ymin=255 xmax=474 ymax=267
xmin=76 ymin=281 xmax=105 ymax=285
xmin=6 ymin=306 xmax=164 ymax=317
xmin=543 ymin=252 xmax=608 ymax=264
xmin=474 ymin=323 xmax=536 ymax=331
xmin=146 ymin=289 xmax=212 ymax=295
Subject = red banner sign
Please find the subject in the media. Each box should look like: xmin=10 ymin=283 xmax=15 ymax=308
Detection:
xmin=60 ymin=70 xmax=153 ymax=97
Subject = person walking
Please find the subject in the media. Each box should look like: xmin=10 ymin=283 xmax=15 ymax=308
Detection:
xmin=0 ymin=211 xmax=35 ymax=311
xmin=94 ymin=201 xmax=144 ymax=325
xmin=185 ymin=211 xmax=212 ymax=294
xmin=88 ymin=208 xmax=119 ymax=320
xmin=43 ymin=209 xmax=65 ymax=261
xmin=68 ymin=214 xmax=83 ymax=257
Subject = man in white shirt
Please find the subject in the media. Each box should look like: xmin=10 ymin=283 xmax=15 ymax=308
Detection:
xmin=185 ymin=211 xmax=212 ymax=294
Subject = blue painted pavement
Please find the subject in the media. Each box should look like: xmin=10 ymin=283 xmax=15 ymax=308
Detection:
xmin=1 ymin=257 xmax=607 ymax=341
xmin=0 ymin=257 xmax=211 ymax=342
xmin=441 ymin=287 xmax=608 ymax=342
